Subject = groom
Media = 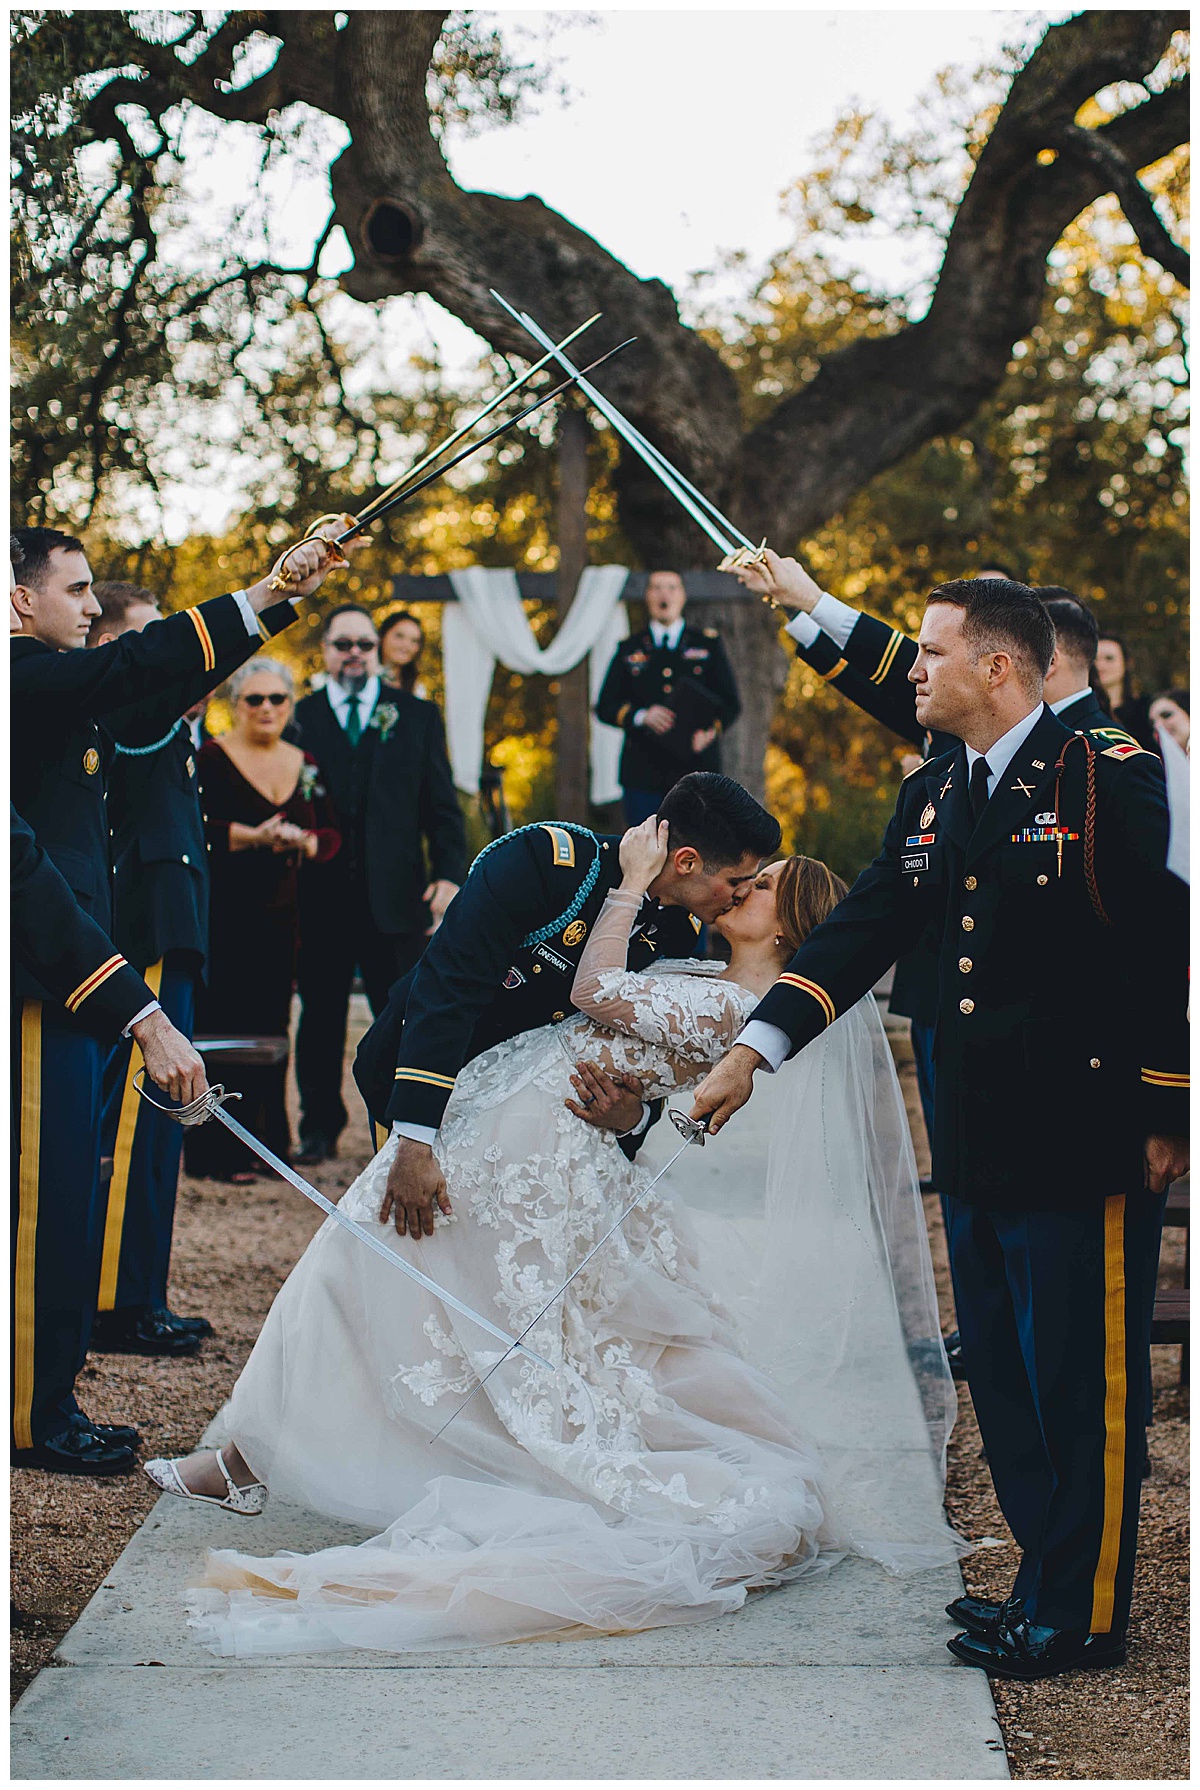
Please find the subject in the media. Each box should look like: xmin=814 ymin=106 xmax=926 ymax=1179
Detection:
xmin=354 ymin=771 xmax=781 ymax=1238
xmin=692 ymin=577 xmax=1189 ymax=1682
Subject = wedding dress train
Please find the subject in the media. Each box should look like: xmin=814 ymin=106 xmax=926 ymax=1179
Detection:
xmin=186 ymin=895 xmax=964 ymax=1656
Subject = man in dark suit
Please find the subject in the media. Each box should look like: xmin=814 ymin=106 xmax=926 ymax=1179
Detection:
xmin=84 ymin=583 xmax=215 ymax=1359
xmin=693 ymin=579 xmax=1189 ymax=1681
xmin=356 ymin=772 xmax=781 ymax=1239
xmin=595 ymin=571 xmax=741 ymax=825
xmin=292 ymin=604 xmax=467 ymax=1164
xmin=10 ymin=524 xmax=338 ymax=1474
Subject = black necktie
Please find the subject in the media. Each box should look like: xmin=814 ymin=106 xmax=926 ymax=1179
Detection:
xmin=344 ymin=695 xmax=362 ymax=746
xmin=969 ymin=756 xmax=992 ymax=826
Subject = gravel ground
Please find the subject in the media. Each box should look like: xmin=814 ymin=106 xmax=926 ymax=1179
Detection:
xmin=11 ymin=1006 xmax=1190 ymax=1781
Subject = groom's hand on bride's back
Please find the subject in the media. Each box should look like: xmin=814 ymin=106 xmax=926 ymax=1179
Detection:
xmin=380 ymin=1136 xmax=453 ymax=1237
xmin=690 ymin=1044 xmax=764 ymax=1134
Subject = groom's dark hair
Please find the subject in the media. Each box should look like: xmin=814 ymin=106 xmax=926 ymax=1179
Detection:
xmin=657 ymin=773 xmax=780 ymax=868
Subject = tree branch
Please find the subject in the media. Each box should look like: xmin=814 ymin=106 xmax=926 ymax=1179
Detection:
xmin=1051 ymin=117 xmax=1188 ymax=284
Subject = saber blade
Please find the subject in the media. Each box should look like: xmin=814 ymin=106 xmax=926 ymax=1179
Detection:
xmin=430 ymin=1112 xmax=707 ymax=1442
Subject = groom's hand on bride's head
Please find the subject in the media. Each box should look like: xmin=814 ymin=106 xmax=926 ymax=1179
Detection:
xmin=690 ymin=1044 xmax=762 ymax=1134
xmin=380 ymin=1136 xmax=452 ymax=1238
xmin=566 ymin=1062 xmax=645 ymax=1133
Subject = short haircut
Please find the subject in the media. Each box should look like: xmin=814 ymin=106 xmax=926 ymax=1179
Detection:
xmin=1039 ymin=591 xmax=1099 ymax=670
xmin=926 ymin=578 xmax=1055 ymax=690
xmin=11 ymin=526 xmax=86 ymax=589
xmin=657 ymin=772 xmax=781 ymax=868
xmin=228 ymin=657 xmax=295 ymax=702
xmin=89 ymin=580 xmax=161 ymax=646
xmin=322 ymin=603 xmax=376 ymax=639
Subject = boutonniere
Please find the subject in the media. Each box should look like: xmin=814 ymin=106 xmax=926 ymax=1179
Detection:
xmin=298 ymin=762 xmax=323 ymax=802
xmin=369 ymin=703 xmax=400 ymax=745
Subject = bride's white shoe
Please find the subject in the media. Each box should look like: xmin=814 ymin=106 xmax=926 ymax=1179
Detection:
xmin=144 ymin=1448 xmax=268 ymax=1515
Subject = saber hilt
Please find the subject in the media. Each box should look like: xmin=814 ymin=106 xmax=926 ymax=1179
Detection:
xmin=132 ymin=1069 xmax=238 ymax=1128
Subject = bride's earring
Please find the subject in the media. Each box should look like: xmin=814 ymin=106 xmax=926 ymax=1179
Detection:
xmin=774 ymin=934 xmax=784 ymax=946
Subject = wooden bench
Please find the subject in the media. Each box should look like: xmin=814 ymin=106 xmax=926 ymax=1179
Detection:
xmin=1152 ymin=1183 xmax=1189 ymax=1386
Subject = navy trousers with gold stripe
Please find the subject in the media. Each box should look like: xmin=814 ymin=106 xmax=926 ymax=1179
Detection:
xmin=11 ymin=1000 xmax=106 ymax=1449
xmin=946 ymin=1191 xmax=1166 ymax=1637
xmin=97 ymin=962 xmax=195 ymax=1316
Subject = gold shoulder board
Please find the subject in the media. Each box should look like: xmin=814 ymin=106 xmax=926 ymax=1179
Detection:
xmin=1102 ymin=742 xmax=1146 ymax=760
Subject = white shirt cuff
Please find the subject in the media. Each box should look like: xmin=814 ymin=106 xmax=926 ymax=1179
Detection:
xmin=392 ymin=1121 xmax=438 ymax=1146
xmin=232 ymin=590 xmax=258 ymax=636
xmin=619 ymin=1102 xmax=652 ymax=1140
xmin=737 ymin=1019 xmax=792 ymax=1073
xmin=632 ymin=709 xmax=648 ymax=728
xmin=123 ymin=1000 xmax=162 ymax=1037
xmin=810 ymin=592 xmax=859 ymax=650
xmin=785 ymin=611 xmax=821 ymax=649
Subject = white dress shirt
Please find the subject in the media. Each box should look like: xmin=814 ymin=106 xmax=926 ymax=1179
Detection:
xmin=1050 ymin=688 xmax=1092 ymax=718
xmin=741 ymin=704 xmax=1046 ymax=1072
xmin=783 ymin=591 xmax=860 ymax=652
xmin=326 ymin=674 xmax=380 ymax=732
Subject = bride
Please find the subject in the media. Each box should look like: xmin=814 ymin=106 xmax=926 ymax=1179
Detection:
xmin=149 ymin=819 xmax=964 ymax=1656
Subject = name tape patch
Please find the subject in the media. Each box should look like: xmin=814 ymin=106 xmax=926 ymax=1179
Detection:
xmin=902 ymin=852 xmax=930 ymax=874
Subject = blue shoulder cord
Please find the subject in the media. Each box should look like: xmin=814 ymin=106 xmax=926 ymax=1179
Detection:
xmin=470 ymin=820 xmax=603 ymax=949
xmin=113 ymin=719 xmax=183 ymax=757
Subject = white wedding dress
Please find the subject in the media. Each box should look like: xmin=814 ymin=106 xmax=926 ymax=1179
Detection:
xmin=187 ymin=893 xmax=965 ymax=1657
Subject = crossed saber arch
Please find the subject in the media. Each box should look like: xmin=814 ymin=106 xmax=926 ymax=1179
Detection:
xmin=135 ymin=1075 xmax=709 ymax=1439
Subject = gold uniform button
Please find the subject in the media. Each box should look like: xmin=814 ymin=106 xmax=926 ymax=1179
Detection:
xmin=961 ymin=915 xmax=975 ymax=932
xmin=964 ymin=876 xmax=977 ymax=892
xmin=959 ymin=999 xmax=975 ymax=1015
xmin=1090 ymin=1057 xmax=1101 ymax=1069
xmin=1037 ymin=874 xmax=1049 ymax=886
xmin=959 ymin=957 xmax=973 ymax=973
xmin=552 ymin=1011 xmax=565 ymax=1023
xmin=532 ymin=964 xmax=541 ymax=974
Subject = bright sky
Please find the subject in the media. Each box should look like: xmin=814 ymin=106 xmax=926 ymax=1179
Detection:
xmin=147 ymin=8 xmax=1079 ymax=534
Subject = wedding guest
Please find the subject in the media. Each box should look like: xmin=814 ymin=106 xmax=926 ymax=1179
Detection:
xmin=191 ymin=661 xmax=341 ymax=1183
xmin=1096 ymin=632 xmax=1156 ymax=749
xmin=85 ymin=582 xmax=215 ymax=1359
xmin=378 ymin=608 xmax=428 ymax=697
xmin=291 ymin=605 xmax=466 ymax=1165
xmin=694 ymin=578 xmax=1189 ymax=1682
xmin=595 ymin=570 xmax=741 ymax=825
xmin=10 ymin=525 xmax=332 ymax=1475
xmin=1149 ymin=688 xmax=1189 ymax=752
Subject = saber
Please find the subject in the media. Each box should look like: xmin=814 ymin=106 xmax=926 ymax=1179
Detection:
xmin=328 ymin=338 xmax=636 ymax=546
xmin=350 ymin=311 xmax=601 ymax=531
xmin=430 ymin=1108 xmax=710 ymax=1441
xmin=133 ymin=1074 xmax=552 ymax=1371
xmin=492 ymin=292 xmax=767 ymax=570
xmin=267 ymin=334 xmax=633 ymax=589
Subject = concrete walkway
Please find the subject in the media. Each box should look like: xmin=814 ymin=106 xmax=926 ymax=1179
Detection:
xmin=12 ymin=1019 xmax=1008 ymax=1779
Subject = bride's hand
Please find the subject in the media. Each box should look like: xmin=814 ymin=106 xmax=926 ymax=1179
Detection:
xmin=380 ymin=1136 xmax=452 ymax=1237
xmin=618 ymin=816 xmax=670 ymax=892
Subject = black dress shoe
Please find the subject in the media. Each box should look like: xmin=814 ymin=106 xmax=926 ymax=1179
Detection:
xmin=947 ymin=1615 xmax=1126 ymax=1680
xmin=945 ymin=1593 xmax=1022 ymax=1639
xmin=943 ymin=1329 xmax=967 ymax=1381
xmin=13 ymin=1424 xmax=137 ymax=1476
xmin=296 ymin=1133 xmax=335 ymax=1166
xmin=148 ymin=1305 xmax=213 ymax=1340
xmin=90 ymin=1308 xmax=201 ymax=1358
xmin=77 ymin=1414 xmax=141 ymax=1450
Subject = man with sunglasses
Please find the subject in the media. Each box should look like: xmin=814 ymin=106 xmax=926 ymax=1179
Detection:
xmin=292 ymin=605 xmax=466 ymax=1165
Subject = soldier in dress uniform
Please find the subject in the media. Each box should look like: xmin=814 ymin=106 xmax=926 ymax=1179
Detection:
xmin=355 ymin=772 xmax=780 ymax=1239
xmin=692 ymin=579 xmax=1189 ymax=1682
xmin=595 ymin=570 xmax=741 ymax=825
xmin=10 ymin=526 xmax=341 ymax=1474
xmin=84 ymin=583 xmax=216 ymax=1359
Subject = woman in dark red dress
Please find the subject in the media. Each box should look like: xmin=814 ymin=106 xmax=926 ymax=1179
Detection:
xmin=191 ymin=659 xmax=341 ymax=1181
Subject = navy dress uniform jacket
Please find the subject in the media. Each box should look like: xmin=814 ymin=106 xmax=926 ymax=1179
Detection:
xmin=10 ymin=591 xmax=296 ymax=1001
xmin=595 ymin=625 xmax=741 ymax=795
xmin=751 ymin=705 xmax=1189 ymax=1211
xmin=108 ymin=721 xmax=209 ymax=976
xmin=11 ymin=806 xmax=152 ymax=1040
xmin=292 ymin=685 xmax=466 ymax=936
xmin=354 ymin=824 xmax=701 ymax=1131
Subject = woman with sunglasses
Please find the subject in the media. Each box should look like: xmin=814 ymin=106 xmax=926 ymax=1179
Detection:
xmin=190 ymin=660 xmax=341 ymax=1183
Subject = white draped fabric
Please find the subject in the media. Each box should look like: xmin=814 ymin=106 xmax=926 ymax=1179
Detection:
xmin=441 ymin=566 xmax=629 ymax=803
xmin=1157 ymin=723 xmax=1190 ymax=884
